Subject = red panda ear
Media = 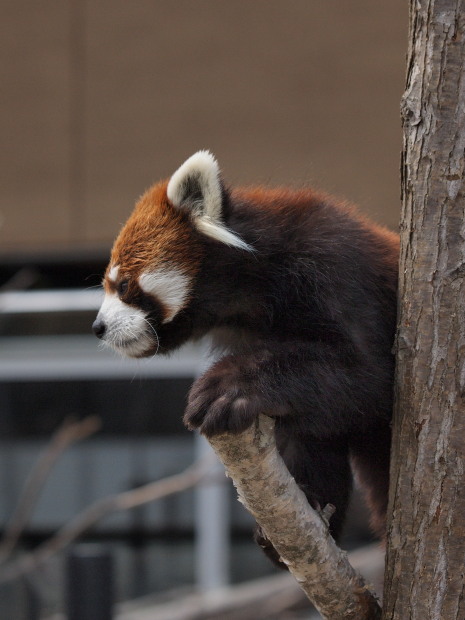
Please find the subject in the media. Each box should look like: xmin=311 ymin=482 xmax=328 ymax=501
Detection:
xmin=167 ymin=151 xmax=253 ymax=251
xmin=167 ymin=150 xmax=222 ymax=222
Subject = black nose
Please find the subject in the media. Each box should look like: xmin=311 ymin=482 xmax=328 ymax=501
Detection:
xmin=92 ymin=319 xmax=106 ymax=339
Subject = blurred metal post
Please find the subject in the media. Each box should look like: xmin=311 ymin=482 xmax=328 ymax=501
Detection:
xmin=66 ymin=544 xmax=114 ymax=620
xmin=194 ymin=433 xmax=230 ymax=591
xmin=24 ymin=577 xmax=41 ymax=620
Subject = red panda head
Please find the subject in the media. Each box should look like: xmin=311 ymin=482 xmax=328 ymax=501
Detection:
xmin=93 ymin=151 xmax=252 ymax=357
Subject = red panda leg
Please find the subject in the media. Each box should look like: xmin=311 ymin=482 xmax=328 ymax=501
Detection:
xmin=350 ymin=421 xmax=391 ymax=540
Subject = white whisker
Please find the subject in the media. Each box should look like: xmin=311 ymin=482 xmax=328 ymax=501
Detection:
xmin=140 ymin=316 xmax=160 ymax=356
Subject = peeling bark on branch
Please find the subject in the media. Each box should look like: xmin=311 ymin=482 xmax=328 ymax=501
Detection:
xmin=383 ymin=1 xmax=465 ymax=618
xmin=207 ymin=415 xmax=381 ymax=620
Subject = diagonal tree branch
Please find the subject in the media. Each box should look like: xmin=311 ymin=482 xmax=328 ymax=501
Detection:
xmin=207 ymin=414 xmax=382 ymax=620
xmin=0 ymin=415 xmax=102 ymax=564
xmin=0 ymin=456 xmax=214 ymax=584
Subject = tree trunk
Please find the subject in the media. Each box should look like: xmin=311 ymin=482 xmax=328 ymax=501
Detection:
xmin=383 ymin=1 xmax=465 ymax=618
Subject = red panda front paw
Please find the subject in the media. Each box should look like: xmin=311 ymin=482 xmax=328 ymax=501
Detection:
xmin=184 ymin=367 xmax=263 ymax=437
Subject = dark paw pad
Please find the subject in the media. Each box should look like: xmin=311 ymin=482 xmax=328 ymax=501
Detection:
xmin=184 ymin=389 xmax=260 ymax=437
xmin=183 ymin=361 xmax=265 ymax=437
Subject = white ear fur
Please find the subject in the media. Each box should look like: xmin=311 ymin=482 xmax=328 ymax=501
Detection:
xmin=167 ymin=150 xmax=222 ymax=222
xmin=167 ymin=151 xmax=253 ymax=252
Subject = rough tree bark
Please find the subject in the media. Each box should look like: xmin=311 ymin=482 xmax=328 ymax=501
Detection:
xmin=383 ymin=1 xmax=465 ymax=618
xmin=208 ymin=415 xmax=381 ymax=620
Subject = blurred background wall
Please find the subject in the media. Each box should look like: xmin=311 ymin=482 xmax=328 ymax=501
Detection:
xmin=0 ymin=2 xmax=407 ymax=617
xmin=1 ymin=0 xmax=406 ymax=258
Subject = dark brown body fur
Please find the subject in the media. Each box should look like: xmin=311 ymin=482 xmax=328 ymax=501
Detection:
xmin=165 ymin=186 xmax=398 ymax=550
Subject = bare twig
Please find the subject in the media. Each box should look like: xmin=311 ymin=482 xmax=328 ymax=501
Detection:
xmin=0 ymin=456 xmax=214 ymax=584
xmin=207 ymin=415 xmax=382 ymax=620
xmin=0 ymin=416 xmax=101 ymax=564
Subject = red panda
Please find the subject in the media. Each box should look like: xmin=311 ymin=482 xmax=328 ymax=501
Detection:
xmin=93 ymin=151 xmax=399 ymax=564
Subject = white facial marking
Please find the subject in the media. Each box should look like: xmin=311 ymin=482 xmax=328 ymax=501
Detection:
xmin=139 ymin=267 xmax=191 ymax=323
xmin=96 ymin=292 xmax=156 ymax=357
xmin=108 ymin=265 xmax=119 ymax=282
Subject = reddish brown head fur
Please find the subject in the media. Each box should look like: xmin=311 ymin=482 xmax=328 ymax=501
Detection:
xmin=107 ymin=181 xmax=203 ymax=289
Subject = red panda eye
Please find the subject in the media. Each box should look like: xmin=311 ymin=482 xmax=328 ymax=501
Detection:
xmin=117 ymin=280 xmax=129 ymax=297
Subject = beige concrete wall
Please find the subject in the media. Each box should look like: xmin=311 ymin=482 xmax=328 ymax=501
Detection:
xmin=0 ymin=1 xmax=407 ymax=254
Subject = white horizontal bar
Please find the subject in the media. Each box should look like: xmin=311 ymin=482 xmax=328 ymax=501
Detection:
xmin=0 ymin=289 xmax=103 ymax=314
xmin=0 ymin=336 xmax=201 ymax=381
